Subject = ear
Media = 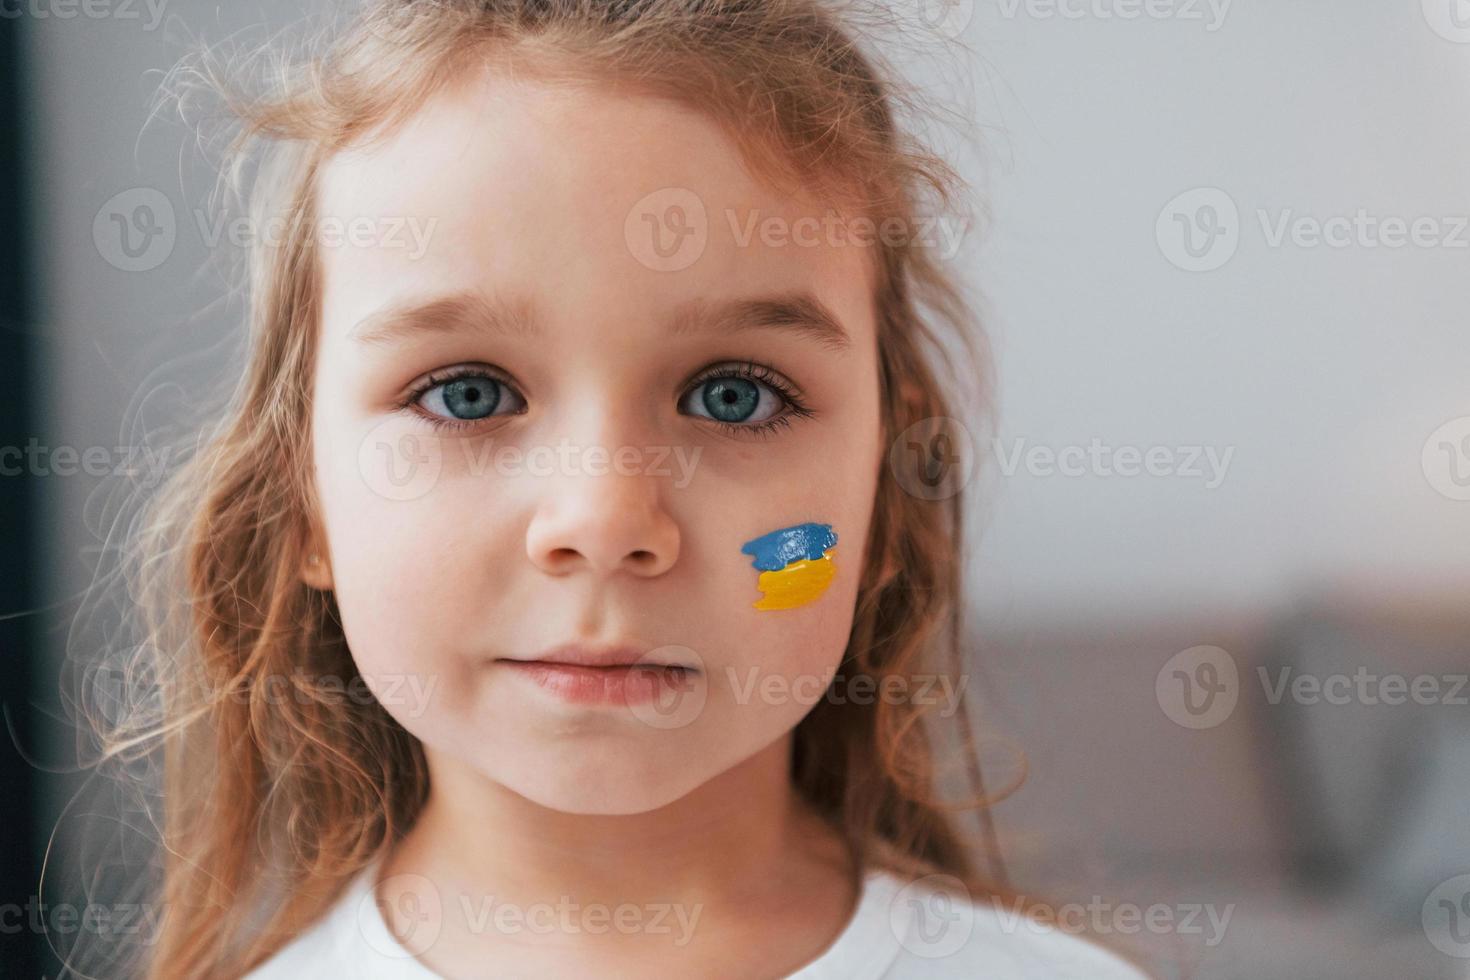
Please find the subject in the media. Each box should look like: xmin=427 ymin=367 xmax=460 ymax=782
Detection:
xmin=300 ymin=539 xmax=334 ymax=591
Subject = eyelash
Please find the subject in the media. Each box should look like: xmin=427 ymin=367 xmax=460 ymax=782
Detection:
xmin=400 ymin=366 xmax=524 ymax=433
xmin=683 ymin=360 xmax=815 ymax=439
xmin=398 ymin=360 xmax=814 ymax=438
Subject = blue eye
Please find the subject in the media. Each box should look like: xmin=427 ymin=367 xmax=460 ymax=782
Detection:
xmin=683 ymin=374 xmax=783 ymax=425
xmin=417 ymin=373 xmax=521 ymax=422
xmin=703 ymin=378 xmax=759 ymax=422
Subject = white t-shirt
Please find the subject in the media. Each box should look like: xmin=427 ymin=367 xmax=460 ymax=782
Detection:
xmin=244 ymin=860 xmax=1149 ymax=979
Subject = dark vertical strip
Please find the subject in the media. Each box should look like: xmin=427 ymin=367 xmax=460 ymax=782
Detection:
xmin=0 ymin=11 xmax=42 ymax=978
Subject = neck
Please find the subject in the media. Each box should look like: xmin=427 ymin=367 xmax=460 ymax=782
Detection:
xmin=376 ymin=734 xmax=858 ymax=975
xmin=388 ymin=731 xmax=840 ymax=904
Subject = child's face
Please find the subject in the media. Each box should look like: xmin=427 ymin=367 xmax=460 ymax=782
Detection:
xmin=306 ymin=71 xmax=884 ymax=814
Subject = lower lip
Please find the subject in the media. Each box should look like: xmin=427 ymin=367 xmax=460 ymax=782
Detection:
xmin=497 ymin=660 xmax=698 ymax=706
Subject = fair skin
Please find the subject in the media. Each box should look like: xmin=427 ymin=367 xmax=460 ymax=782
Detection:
xmin=302 ymin=64 xmax=886 ymax=977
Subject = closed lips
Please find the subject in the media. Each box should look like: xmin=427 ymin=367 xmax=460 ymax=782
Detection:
xmin=499 ymin=645 xmax=698 ymax=671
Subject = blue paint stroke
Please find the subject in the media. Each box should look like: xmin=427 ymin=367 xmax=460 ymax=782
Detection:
xmin=741 ymin=522 xmax=837 ymax=571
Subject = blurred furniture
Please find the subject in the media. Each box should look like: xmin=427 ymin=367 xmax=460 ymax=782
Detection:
xmin=971 ymin=592 xmax=1470 ymax=979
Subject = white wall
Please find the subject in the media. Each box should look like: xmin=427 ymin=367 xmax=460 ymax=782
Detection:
xmin=22 ymin=0 xmax=321 ymax=870
xmin=30 ymin=1 xmax=1469 ymax=650
xmin=901 ymin=0 xmax=1470 ymax=624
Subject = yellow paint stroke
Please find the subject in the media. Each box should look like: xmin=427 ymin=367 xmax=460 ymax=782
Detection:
xmin=752 ymin=548 xmax=836 ymax=610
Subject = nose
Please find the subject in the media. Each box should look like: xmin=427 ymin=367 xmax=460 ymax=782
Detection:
xmin=525 ymin=466 xmax=681 ymax=578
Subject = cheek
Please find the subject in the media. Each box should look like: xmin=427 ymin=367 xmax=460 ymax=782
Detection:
xmin=711 ymin=509 xmax=876 ymax=722
xmin=316 ymin=472 xmax=516 ymax=739
xmin=310 ymin=413 xmax=500 ymax=678
xmin=691 ymin=415 xmax=881 ymax=710
xmin=724 ymin=550 xmax=863 ymax=702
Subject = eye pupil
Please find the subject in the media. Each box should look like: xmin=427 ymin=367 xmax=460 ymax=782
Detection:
xmin=702 ymin=378 xmax=759 ymax=423
xmin=441 ymin=377 xmax=499 ymax=420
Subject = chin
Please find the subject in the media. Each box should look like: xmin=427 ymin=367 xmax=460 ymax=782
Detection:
xmin=490 ymin=750 xmax=717 ymax=816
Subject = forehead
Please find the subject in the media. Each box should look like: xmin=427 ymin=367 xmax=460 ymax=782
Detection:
xmin=312 ymin=68 xmax=879 ymax=350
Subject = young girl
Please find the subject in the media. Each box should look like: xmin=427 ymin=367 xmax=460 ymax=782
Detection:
xmin=106 ymin=0 xmax=1153 ymax=976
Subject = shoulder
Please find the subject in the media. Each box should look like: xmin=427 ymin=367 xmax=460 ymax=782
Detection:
xmin=242 ymin=918 xmax=345 ymax=978
xmin=242 ymin=861 xmax=436 ymax=979
xmin=240 ymin=890 xmax=374 ymax=979
xmin=873 ymin=871 xmax=1152 ymax=980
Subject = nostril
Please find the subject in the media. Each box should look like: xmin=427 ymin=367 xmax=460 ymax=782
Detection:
xmin=628 ymin=549 xmax=656 ymax=566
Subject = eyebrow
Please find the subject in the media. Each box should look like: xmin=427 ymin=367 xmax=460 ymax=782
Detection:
xmin=350 ymin=289 xmax=852 ymax=352
xmin=351 ymin=292 xmax=538 ymax=347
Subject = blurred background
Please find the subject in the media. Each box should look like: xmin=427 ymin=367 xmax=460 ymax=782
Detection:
xmin=1 ymin=1 xmax=1467 ymax=977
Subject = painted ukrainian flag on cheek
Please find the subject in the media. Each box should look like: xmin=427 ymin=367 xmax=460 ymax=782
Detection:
xmin=740 ymin=522 xmax=838 ymax=611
